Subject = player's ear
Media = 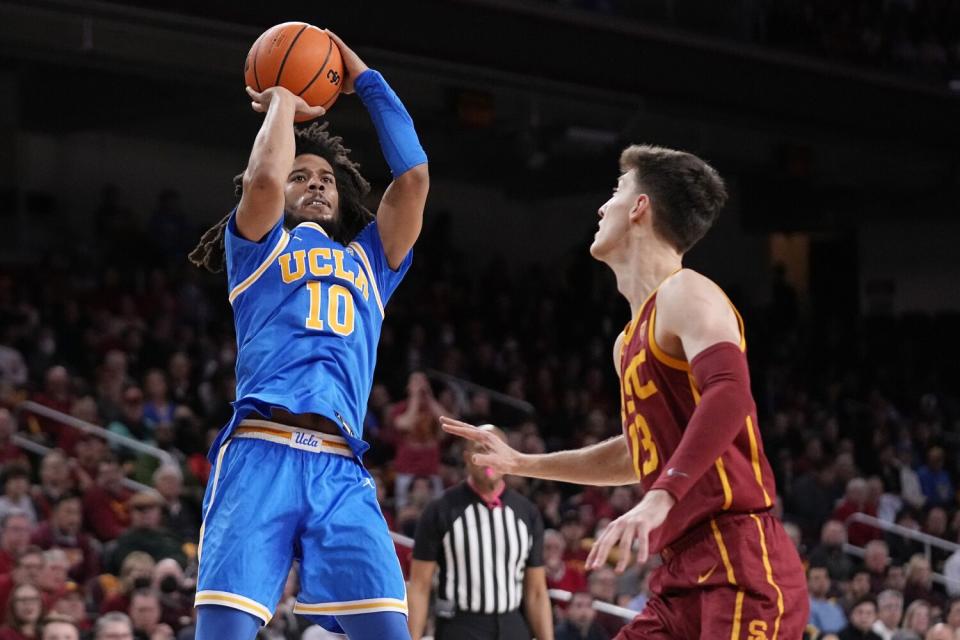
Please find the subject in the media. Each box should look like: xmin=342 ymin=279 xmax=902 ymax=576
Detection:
xmin=629 ymin=193 xmax=649 ymax=223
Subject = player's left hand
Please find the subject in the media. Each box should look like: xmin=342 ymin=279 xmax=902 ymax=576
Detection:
xmin=325 ymin=30 xmax=368 ymax=94
xmin=586 ymin=489 xmax=676 ymax=572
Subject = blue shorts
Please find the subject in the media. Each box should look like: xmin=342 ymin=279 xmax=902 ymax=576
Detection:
xmin=194 ymin=420 xmax=407 ymax=633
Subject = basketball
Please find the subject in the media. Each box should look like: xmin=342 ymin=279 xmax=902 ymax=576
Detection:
xmin=244 ymin=22 xmax=343 ymax=121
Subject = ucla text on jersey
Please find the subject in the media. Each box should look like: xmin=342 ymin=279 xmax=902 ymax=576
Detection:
xmin=210 ymin=211 xmax=412 ymax=460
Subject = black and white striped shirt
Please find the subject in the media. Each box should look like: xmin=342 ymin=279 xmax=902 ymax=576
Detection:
xmin=413 ymin=483 xmax=544 ymax=614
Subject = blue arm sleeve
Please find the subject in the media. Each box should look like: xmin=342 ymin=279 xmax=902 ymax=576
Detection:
xmin=354 ymin=69 xmax=428 ymax=177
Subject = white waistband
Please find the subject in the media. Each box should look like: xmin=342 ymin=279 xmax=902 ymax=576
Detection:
xmin=233 ymin=419 xmax=353 ymax=457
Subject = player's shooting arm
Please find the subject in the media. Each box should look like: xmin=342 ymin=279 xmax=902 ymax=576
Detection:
xmin=328 ymin=31 xmax=429 ymax=269
xmin=646 ymin=271 xmax=750 ymax=503
xmin=236 ymin=87 xmax=324 ymax=242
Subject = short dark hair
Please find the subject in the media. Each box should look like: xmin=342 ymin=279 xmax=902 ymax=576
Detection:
xmin=619 ymin=145 xmax=727 ymax=253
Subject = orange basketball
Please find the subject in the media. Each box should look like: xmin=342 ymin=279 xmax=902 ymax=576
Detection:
xmin=244 ymin=22 xmax=343 ymax=122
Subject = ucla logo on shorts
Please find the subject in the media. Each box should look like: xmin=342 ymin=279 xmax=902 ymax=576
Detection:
xmin=291 ymin=431 xmax=322 ymax=452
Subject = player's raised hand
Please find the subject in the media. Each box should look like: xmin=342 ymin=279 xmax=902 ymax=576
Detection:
xmin=245 ymin=86 xmax=326 ymax=121
xmin=439 ymin=417 xmax=523 ymax=474
xmin=586 ymin=489 xmax=675 ymax=573
xmin=324 ymin=30 xmax=368 ymax=94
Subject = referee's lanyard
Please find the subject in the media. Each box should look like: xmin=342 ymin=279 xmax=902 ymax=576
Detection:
xmin=466 ymin=477 xmax=505 ymax=509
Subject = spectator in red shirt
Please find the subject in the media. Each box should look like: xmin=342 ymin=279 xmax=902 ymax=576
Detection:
xmin=0 ymin=410 xmax=26 ymax=467
xmin=832 ymin=477 xmax=881 ymax=547
xmin=0 ymin=548 xmax=44 ymax=624
xmin=388 ymin=372 xmax=447 ymax=507
xmin=560 ymin=513 xmax=589 ymax=572
xmin=0 ymin=583 xmax=43 ymax=640
xmin=35 ymin=551 xmax=68 ymax=611
xmin=30 ymin=366 xmax=74 ymax=439
xmin=0 ymin=513 xmax=32 ymax=576
xmin=30 ymin=494 xmax=99 ymax=583
xmin=544 ymin=529 xmax=588 ymax=598
xmin=31 ymin=452 xmax=76 ymax=522
xmin=82 ymin=458 xmax=131 ymax=542
xmin=47 ymin=588 xmax=90 ymax=634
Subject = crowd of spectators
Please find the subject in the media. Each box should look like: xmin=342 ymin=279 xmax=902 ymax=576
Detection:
xmin=546 ymin=0 xmax=960 ymax=87
xmin=0 ymin=195 xmax=958 ymax=639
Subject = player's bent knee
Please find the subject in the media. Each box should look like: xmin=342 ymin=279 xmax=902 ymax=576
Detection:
xmin=335 ymin=611 xmax=411 ymax=640
xmin=195 ymin=604 xmax=263 ymax=640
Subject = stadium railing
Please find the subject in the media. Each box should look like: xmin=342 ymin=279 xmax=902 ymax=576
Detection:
xmin=14 ymin=399 xmax=175 ymax=492
xmin=843 ymin=512 xmax=960 ymax=591
xmin=390 ymin=531 xmax=638 ymax=621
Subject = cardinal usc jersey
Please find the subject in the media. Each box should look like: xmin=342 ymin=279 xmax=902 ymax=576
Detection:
xmin=619 ymin=287 xmax=776 ymax=553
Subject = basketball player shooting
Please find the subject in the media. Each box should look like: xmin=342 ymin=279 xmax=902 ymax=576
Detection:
xmin=187 ymin=31 xmax=427 ymax=640
xmin=441 ymin=146 xmax=808 ymax=639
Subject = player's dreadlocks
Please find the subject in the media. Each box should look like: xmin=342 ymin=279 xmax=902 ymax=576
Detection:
xmin=189 ymin=122 xmax=374 ymax=273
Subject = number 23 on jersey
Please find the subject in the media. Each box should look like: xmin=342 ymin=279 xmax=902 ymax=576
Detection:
xmin=622 ymin=348 xmax=659 ymax=478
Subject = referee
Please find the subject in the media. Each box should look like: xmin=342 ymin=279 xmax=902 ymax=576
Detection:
xmin=408 ymin=425 xmax=553 ymax=640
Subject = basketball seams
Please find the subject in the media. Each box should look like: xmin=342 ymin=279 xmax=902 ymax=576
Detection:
xmin=250 ymin=34 xmax=265 ymax=92
xmin=274 ymin=24 xmax=309 ymax=88
xmin=296 ymin=34 xmax=334 ymax=97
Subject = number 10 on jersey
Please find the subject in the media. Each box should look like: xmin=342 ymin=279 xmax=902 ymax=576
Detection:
xmin=305 ymin=282 xmax=355 ymax=336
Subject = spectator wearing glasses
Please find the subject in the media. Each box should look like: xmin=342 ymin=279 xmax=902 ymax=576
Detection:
xmin=0 ymin=583 xmax=44 ymax=640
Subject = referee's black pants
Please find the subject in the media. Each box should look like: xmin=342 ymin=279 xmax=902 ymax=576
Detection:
xmin=434 ymin=609 xmax=531 ymax=640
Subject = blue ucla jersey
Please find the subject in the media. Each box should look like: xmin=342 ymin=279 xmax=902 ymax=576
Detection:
xmin=209 ymin=210 xmax=411 ymax=460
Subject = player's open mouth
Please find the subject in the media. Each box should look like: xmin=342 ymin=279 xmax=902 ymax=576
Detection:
xmin=304 ymin=197 xmax=330 ymax=210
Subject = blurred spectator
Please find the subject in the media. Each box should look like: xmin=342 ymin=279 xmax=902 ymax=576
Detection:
xmin=0 ymin=410 xmax=26 ymax=466
xmin=98 ymin=552 xmax=155 ymax=616
xmin=82 ymin=458 xmax=132 ymax=542
xmin=902 ymin=555 xmax=944 ymax=610
xmin=917 ymin=448 xmax=954 ymax=509
xmin=150 ymin=559 xmax=191 ymax=632
xmin=901 ymin=599 xmax=932 ymax=638
xmin=30 ymin=494 xmax=99 ymax=583
xmin=31 ymin=452 xmax=77 ymax=521
xmin=48 ymin=586 xmax=90 ymax=633
xmin=943 ymin=597 xmax=960 ymax=632
xmin=809 ymin=565 xmax=847 ymax=634
xmin=388 ymin=372 xmax=446 ymax=508
xmin=872 ymin=589 xmax=903 ymax=640
xmin=844 ymin=571 xmax=875 ymax=613
xmin=0 ymin=547 xmax=44 ymax=612
xmin=36 ymin=549 xmax=70 ymax=609
xmin=832 ymin=478 xmax=881 ymax=547
xmin=556 ymin=592 xmax=608 ymax=640
xmin=790 ymin=462 xmax=842 ymax=544
xmin=107 ymin=388 xmax=150 ymax=443
xmin=93 ymin=611 xmax=134 ymax=640
xmin=544 ymin=529 xmax=587 ymax=597
xmin=809 ymin=521 xmax=856 ymax=582
xmin=838 ymin=595 xmax=881 ymax=640
xmin=588 ymin=567 xmax=623 ymax=638
xmin=127 ymin=589 xmax=172 ymax=640
xmin=39 ymin=616 xmax=80 ymax=640
xmin=141 ymin=371 xmax=174 ymax=433
xmin=30 ymin=366 xmax=74 ymax=446
xmin=0 ymin=583 xmax=44 ymax=640
xmin=150 ymin=467 xmax=199 ymax=544
xmin=922 ymin=623 xmax=952 ymax=640
xmin=0 ymin=467 xmax=36 ymax=526
xmin=560 ymin=513 xmax=589 ymax=572
xmin=863 ymin=540 xmax=891 ymax=594
xmin=0 ymin=513 xmax=32 ymax=575
xmin=106 ymin=491 xmax=185 ymax=574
